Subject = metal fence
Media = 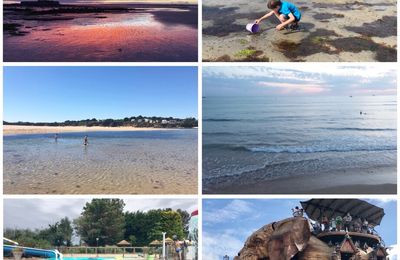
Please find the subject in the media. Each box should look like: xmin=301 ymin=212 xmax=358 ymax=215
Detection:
xmin=59 ymin=246 xmax=192 ymax=259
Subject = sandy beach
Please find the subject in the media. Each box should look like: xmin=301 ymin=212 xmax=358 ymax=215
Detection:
xmin=4 ymin=127 xmax=198 ymax=194
xmin=205 ymin=166 xmax=396 ymax=194
xmin=3 ymin=125 xmax=178 ymax=135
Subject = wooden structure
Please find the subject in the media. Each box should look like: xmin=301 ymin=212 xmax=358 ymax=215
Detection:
xmin=234 ymin=199 xmax=389 ymax=260
xmin=116 ymin=240 xmax=131 ymax=247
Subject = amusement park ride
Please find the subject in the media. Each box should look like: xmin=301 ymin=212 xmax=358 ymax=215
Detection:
xmin=235 ymin=199 xmax=389 ymax=260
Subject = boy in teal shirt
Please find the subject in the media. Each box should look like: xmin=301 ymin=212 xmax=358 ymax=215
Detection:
xmin=255 ymin=0 xmax=301 ymax=31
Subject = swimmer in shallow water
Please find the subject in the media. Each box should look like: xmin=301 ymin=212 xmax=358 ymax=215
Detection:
xmin=84 ymin=135 xmax=88 ymax=146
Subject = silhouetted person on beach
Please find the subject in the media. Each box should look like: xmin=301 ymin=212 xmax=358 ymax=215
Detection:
xmin=84 ymin=135 xmax=88 ymax=146
xmin=54 ymin=133 xmax=58 ymax=142
xmin=360 ymin=111 xmax=362 ymax=115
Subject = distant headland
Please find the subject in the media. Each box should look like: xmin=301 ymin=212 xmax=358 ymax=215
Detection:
xmin=4 ymin=116 xmax=198 ymax=129
xmin=20 ymin=0 xmax=60 ymax=7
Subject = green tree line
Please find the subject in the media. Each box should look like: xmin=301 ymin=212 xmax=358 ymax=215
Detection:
xmin=4 ymin=199 xmax=191 ymax=249
xmin=3 ymin=116 xmax=198 ymax=128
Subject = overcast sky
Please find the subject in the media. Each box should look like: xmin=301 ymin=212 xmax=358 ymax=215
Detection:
xmin=203 ymin=65 xmax=397 ymax=97
xmin=203 ymin=198 xmax=397 ymax=260
xmin=4 ymin=198 xmax=197 ymax=230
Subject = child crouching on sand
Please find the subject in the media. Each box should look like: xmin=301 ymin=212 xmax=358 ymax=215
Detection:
xmin=255 ymin=0 xmax=301 ymax=31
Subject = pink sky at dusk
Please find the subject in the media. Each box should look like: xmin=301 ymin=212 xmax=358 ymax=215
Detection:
xmin=257 ymin=81 xmax=328 ymax=95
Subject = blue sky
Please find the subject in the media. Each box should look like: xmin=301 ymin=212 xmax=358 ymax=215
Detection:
xmin=203 ymin=199 xmax=397 ymax=260
xmin=4 ymin=66 xmax=197 ymax=122
xmin=203 ymin=65 xmax=397 ymax=97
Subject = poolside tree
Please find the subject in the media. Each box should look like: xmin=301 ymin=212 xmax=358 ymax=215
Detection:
xmin=124 ymin=210 xmax=154 ymax=246
xmin=176 ymin=209 xmax=190 ymax=237
xmin=40 ymin=217 xmax=73 ymax=246
xmin=74 ymin=199 xmax=125 ymax=246
xmin=147 ymin=210 xmax=185 ymax=241
xmin=125 ymin=209 xmax=185 ymax=246
xmin=4 ymin=228 xmax=52 ymax=249
xmin=4 ymin=217 xmax=72 ymax=249
xmin=58 ymin=217 xmax=74 ymax=246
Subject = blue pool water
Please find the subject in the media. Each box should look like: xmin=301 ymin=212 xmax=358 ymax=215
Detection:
xmin=58 ymin=258 xmax=115 ymax=260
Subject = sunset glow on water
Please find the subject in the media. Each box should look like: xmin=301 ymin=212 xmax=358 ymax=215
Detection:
xmin=4 ymin=7 xmax=198 ymax=61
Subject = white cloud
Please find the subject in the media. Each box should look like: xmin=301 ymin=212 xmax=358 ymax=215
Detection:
xmin=4 ymin=198 xmax=197 ymax=230
xmin=387 ymin=244 xmax=398 ymax=260
xmin=257 ymin=81 xmax=329 ymax=94
xmin=367 ymin=198 xmax=397 ymax=207
xmin=203 ymin=65 xmax=396 ymax=80
xmin=203 ymin=200 xmax=254 ymax=225
xmin=124 ymin=199 xmax=197 ymax=214
xmin=203 ymin=231 xmax=245 ymax=260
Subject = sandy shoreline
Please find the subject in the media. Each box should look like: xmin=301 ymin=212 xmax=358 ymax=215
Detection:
xmin=3 ymin=125 xmax=187 ymax=135
xmin=204 ymin=166 xmax=396 ymax=194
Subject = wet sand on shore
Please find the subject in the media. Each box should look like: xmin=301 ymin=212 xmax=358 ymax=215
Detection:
xmin=205 ymin=166 xmax=396 ymax=194
xmin=4 ymin=125 xmax=180 ymax=135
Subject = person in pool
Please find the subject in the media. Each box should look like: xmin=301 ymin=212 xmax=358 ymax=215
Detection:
xmin=255 ymin=0 xmax=301 ymax=31
xmin=173 ymin=235 xmax=183 ymax=260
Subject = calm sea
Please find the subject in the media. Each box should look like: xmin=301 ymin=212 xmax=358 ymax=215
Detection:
xmin=203 ymin=96 xmax=396 ymax=189
xmin=4 ymin=8 xmax=197 ymax=62
xmin=4 ymin=129 xmax=197 ymax=194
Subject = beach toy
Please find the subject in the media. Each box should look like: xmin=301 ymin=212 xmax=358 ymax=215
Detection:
xmin=246 ymin=23 xmax=260 ymax=33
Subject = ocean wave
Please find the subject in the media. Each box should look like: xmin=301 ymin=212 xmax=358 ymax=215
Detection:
xmin=202 ymin=158 xmax=322 ymax=181
xmin=248 ymin=145 xmax=397 ymax=153
xmin=204 ymin=143 xmax=397 ymax=153
xmin=203 ymin=132 xmax=235 ymax=136
xmin=203 ymin=143 xmax=249 ymax=151
xmin=319 ymin=127 xmax=396 ymax=131
xmin=203 ymin=118 xmax=241 ymax=122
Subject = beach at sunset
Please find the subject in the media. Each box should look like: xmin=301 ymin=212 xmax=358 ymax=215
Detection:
xmin=4 ymin=0 xmax=197 ymax=61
